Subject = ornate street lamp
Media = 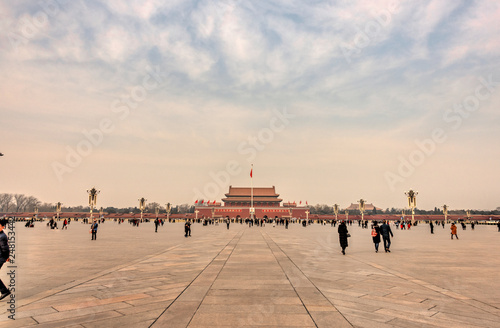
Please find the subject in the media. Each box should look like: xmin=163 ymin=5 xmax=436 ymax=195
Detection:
xmin=358 ymin=199 xmax=365 ymax=224
xmin=139 ymin=197 xmax=147 ymax=222
xmin=443 ymin=204 xmax=448 ymax=224
xmin=466 ymin=209 xmax=471 ymax=222
xmin=305 ymin=210 xmax=309 ymax=223
xmin=99 ymin=207 xmax=104 ymax=220
xmin=195 ymin=209 xmax=199 ymax=220
xmin=56 ymin=202 xmax=62 ymax=220
xmin=155 ymin=205 xmax=159 ymax=218
xmin=345 ymin=209 xmax=349 ymax=221
xmin=404 ymin=189 xmax=418 ymax=224
xmin=333 ymin=204 xmax=339 ymax=222
xmin=34 ymin=205 xmax=39 ymax=220
xmin=87 ymin=187 xmax=100 ymax=222
xmin=165 ymin=203 xmax=171 ymax=222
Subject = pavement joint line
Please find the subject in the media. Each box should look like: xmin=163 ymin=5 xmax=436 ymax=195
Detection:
xmin=16 ymin=244 xmax=184 ymax=309
xmin=183 ymin=230 xmax=244 ymax=327
xmin=260 ymin=232 xmax=320 ymax=328
xmin=261 ymin=231 xmax=354 ymax=328
xmin=149 ymin=230 xmax=244 ymax=327
xmin=274 ymin=229 xmax=500 ymax=317
xmin=348 ymin=256 xmax=500 ymax=316
xmin=17 ymin=228 xmax=229 ymax=309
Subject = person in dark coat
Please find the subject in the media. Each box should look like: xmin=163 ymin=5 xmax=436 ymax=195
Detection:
xmin=430 ymin=221 xmax=434 ymax=234
xmin=184 ymin=220 xmax=191 ymax=237
xmin=338 ymin=221 xmax=349 ymax=255
xmin=371 ymin=221 xmax=381 ymax=252
xmin=380 ymin=220 xmax=394 ymax=252
xmin=154 ymin=218 xmax=160 ymax=233
xmin=0 ymin=219 xmax=12 ymax=300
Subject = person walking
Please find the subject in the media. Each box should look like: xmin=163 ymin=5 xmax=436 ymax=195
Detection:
xmin=450 ymin=223 xmax=459 ymax=240
xmin=154 ymin=218 xmax=160 ymax=233
xmin=380 ymin=220 xmax=394 ymax=252
xmin=184 ymin=220 xmax=191 ymax=237
xmin=90 ymin=220 xmax=98 ymax=240
xmin=371 ymin=221 xmax=381 ymax=252
xmin=226 ymin=218 xmax=230 ymax=230
xmin=62 ymin=219 xmax=68 ymax=230
xmin=0 ymin=219 xmax=11 ymax=301
xmin=338 ymin=221 xmax=349 ymax=255
xmin=430 ymin=221 xmax=434 ymax=234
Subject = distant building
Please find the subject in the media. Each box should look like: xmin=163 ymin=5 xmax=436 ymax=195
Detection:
xmin=195 ymin=186 xmax=309 ymax=219
xmin=345 ymin=203 xmax=383 ymax=212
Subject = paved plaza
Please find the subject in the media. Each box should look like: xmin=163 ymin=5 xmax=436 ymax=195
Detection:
xmin=1 ymin=220 xmax=499 ymax=327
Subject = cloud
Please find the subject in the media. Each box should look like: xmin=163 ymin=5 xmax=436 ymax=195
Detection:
xmin=1 ymin=1 xmax=499 ymax=209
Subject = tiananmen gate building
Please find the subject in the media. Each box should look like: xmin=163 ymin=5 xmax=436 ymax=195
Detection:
xmin=194 ymin=186 xmax=309 ymax=220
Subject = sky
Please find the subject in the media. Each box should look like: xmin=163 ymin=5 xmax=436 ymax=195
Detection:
xmin=1 ymin=0 xmax=499 ymax=211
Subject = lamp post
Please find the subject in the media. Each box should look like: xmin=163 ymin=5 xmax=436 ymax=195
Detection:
xmin=333 ymin=204 xmax=339 ymax=222
xmin=358 ymin=199 xmax=365 ymax=225
xmin=166 ymin=203 xmax=171 ymax=222
xmin=34 ymin=206 xmax=38 ymax=220
xmin=443 ymin=205 xmax=448 ymax=224
xmin=87 ymin=187 xmax=100 ymax=222
xmin=155 ymin=205 xmax=159 ymax=219
xmin=139 ymin=198 xmax=147 ymax=222
xmin=195 ymin=209 xmax=199 ymax=220
xmin=404 ymin=189 xmax=418 ymax=225
xmin=345 ymin=210 xmax=349 ymax=222
xmin=56 ymin=202 xmax=62 ymax=220
xmin=99 ymin=207 xmax=104 ymax=220
xmin=466 ymin=209 xmax=471 ymax=222
xmin=305 ymin=210 xmax=309 ymax=223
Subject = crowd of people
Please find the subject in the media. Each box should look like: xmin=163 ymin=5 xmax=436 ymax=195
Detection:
xmin=11 ymin=214 xmax=500 ymax=254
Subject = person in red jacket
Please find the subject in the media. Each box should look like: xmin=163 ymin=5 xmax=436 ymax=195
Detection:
xmin=450 ymin=223 xmax=459 ymax=240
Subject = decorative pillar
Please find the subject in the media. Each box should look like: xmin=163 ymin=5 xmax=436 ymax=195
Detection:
xmin=405 ymin=189 xmax=418 ymax=225
xmin=87 ymin=187 xmax=100 ymax=222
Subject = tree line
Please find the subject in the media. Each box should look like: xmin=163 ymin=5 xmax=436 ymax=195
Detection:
xmin=1 ymin=193 xmax=498 ymax=216
xmin=0 ymin=193 xmax=41 ymax=212
xmin=0 ymin=193 xmax=195 ymax=214
xmin=308 ymin=204 xmax=500 ymax=216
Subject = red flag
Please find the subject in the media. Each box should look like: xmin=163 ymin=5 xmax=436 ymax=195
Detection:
xmin=299 ymin=201 xmax=302 ymax=205
xmin=213 ymin=200 xmax=216 ymax=205
xmin=250 ymin=168 xmax=253 ymax=178
xmin=201 ymin=200 xmax=204 ymax=204
xmin=306 ymin=201 xmax=308 ymax=205
xmin=195 ymin=200 xmax=198 ymax=204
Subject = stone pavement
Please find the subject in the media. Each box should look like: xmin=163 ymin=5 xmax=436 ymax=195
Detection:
xmin=1 ymin=221 xmax=499 ymax=327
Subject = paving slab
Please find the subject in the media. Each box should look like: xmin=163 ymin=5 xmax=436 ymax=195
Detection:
xmin=1 ymin=221 xmax=499 ymax=327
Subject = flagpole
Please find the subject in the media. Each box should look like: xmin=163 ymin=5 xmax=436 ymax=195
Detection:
xmin=250 ymin=164 xmax=254 ymax=221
